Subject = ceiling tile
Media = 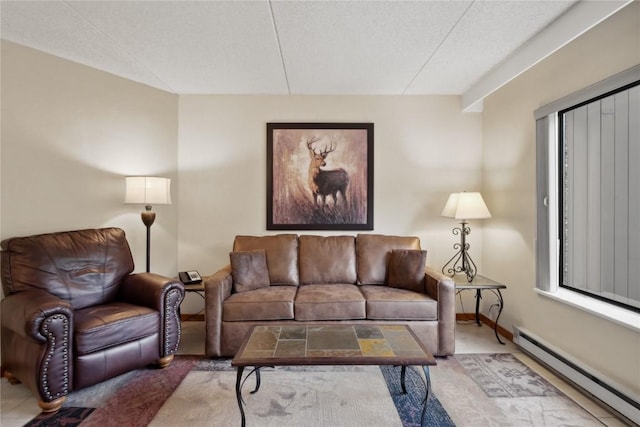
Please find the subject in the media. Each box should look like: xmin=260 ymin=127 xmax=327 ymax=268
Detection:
xmin=406 ymin=0 xmax=577 ymax=94
xmin=1 ymin=0 xmax=173 ymax=91
xmin=272 ymin=1 xmax=472 ymax=94
xmin=1 ymin=0 xmax=610 ymax=99
xmin=66 ymin=1 xmax=288 ymax=93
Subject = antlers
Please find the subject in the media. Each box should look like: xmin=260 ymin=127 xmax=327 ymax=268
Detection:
xmin=306 ymin=136 xmax=336 ymax=157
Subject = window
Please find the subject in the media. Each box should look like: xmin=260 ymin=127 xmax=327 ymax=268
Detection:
xmin=536 ymin=65 xmax=640 ymax=316
xmin=560 ymin=83 xmax=640 ymax=311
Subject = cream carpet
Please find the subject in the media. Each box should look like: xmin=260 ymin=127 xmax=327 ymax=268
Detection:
xmin=151 ymin=367 xmax=404 ymax=426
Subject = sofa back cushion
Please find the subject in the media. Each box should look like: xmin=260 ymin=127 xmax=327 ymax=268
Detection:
xmin=387 ymin=249 xmax=428 ymax=292
xmin=356 ymin=234 xmax=421 ymax=285
xmin=299 ymin=235 xmax=357 ymax=285
xmin=0 ymin=228 xmax=134 ymax=309
xmin=229 ymin=249 xmax=271 ymax=293
xmin=233 ymin=234 xmax=299 ymax=285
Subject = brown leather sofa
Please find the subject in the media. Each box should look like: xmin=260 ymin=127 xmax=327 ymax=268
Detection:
xmin=205 ymin=234 xmax=455 ymax=358
xmin=0 ymin=228 xmax=184 ymax=412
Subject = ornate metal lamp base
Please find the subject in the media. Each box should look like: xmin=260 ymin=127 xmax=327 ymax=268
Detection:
xmin=442 ymin=221 xmax=477 ymax=282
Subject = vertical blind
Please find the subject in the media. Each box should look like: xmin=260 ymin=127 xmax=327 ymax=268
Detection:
xmin=561 ymin=84 xmax=640 ymax=310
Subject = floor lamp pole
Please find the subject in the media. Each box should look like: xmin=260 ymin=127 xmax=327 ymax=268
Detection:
xmin=140 ymin=205 xmax=156 ymax=273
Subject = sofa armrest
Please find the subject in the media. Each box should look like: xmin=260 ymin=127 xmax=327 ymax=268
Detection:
xmin=425 ymin=267 xmax=455 ymax=356
xmin=120 ymin=273 xmax=185 ymax=356
xmin=204 ymin=265 xmax=233 ymax=357
xmin=1 ymin=291 xmax=73 ymax=403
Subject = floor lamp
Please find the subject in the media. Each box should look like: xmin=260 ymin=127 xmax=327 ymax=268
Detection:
xmin=125 ymin=176 xmax=171 ymax=273
xmin=441 ymin=192 xmax=491 ymax=282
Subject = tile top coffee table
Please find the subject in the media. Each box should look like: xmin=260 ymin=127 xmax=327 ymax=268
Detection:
xmin=231 ymin=324 xmax=437 ymax=427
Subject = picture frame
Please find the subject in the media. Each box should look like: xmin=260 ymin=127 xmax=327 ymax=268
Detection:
xmin=267 ymin=122 xmax=374 ymax=230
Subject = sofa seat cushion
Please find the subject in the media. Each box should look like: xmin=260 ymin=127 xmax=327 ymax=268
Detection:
xmin=223 ymin=286 xmax=296 ymax=321
xmin=74 ymin=302 xmax=159 ymax=355
xmin=295 ymin=284 xmax=365 ymax=321
xmin=360 ymin=285 xmax=437 ymax=321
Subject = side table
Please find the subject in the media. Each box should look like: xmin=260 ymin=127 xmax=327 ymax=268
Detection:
xmin=454 ymin=275 xmax=506 ymax=344
xmin=182 ymin=282 xmax=205 ymax=321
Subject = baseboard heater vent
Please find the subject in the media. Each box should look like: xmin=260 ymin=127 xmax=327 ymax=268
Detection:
xmin=513 ymin=326 xmax=639 ymax=425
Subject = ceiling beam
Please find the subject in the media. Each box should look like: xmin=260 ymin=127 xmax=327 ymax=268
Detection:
xmin=461 ymin=0 xmax=633 ymax=112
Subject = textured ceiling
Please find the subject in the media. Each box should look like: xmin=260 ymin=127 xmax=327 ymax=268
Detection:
xmin=0 ymin=1 xmax=630 ymax=107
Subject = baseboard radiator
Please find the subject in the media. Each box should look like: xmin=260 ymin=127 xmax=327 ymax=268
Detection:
xmin=513 ymin=326 xmax=640 ymax=425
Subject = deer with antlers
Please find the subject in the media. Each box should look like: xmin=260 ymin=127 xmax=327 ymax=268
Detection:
xmin=306 ymin=136 xmax=350 ymax=208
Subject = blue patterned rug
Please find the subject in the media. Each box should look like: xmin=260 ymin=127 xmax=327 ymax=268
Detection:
xmin=380 ymin=365 xmax=455 ymax=427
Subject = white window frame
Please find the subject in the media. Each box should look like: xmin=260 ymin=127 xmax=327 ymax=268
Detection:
xmin=535 ymin=65 xmax=640 ymax=332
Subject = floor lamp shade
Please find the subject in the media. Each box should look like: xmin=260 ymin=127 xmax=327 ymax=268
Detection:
xmin=124 ymin=177 xmax=171 ymax=272
xmin=124 ymin=176 xmax=172 ymax=206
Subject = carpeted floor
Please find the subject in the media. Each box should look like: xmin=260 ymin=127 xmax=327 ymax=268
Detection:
xmin=26 ymin=354 xmax=603 ymax=427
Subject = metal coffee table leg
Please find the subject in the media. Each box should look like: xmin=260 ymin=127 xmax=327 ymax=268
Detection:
xmin=400 ymin=365 xmax=431 ymax=425
xmin=235 ymin=366 xmax=246 ymax=427
xmin=235 ymin=366 xmax=262 ymax=427
xmin=422 ymin=366 xmax=431 ymax=425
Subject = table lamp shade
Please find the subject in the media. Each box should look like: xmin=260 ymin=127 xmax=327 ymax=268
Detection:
xmin=441 ymin=192 xmax=491 ymax=220
xmin=125 ymin=177 xmax=171 ymax=205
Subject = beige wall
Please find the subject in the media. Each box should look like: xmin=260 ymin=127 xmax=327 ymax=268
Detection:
xmin=177 ymin=95 xmax=483 ymax=275
xmin=0 ymin=41 xmax=179 ymax=284
xmin=482 ymin=2 xmax=640 ymax=394
xmin=0 ymin=41 xmax=484 ymax=311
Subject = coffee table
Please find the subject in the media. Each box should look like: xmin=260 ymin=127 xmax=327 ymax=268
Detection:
xmin=231 ymin=324 xmax=437 ymax=427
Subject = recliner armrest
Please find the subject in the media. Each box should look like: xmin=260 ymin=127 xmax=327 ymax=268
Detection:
xmin=1 ymin=291 xmax=72 ymax=342
xmin=1 ymin=291 xmax=73 ymax=404
xmin=120 ymin=273 xmax=184 ymax=310
xmin=120 ymin=273 xmax=185 ymax=356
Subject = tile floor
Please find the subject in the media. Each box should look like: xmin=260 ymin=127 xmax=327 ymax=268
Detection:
xmin=0 ymin=321 xmax=631 ymax=426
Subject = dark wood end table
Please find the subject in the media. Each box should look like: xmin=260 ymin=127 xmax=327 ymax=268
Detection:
xmin=454 ymin=275 xmax=507 ymax=344
xmin=181 ymin=282 xmax=205 ymax=321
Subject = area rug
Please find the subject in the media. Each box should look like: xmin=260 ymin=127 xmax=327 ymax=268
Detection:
xmin=26 ymin=353 xmax=603 ymax=427
xmin=433 ymin=354 xmax=604 ymax=426
xmin=455 ymin=353 xmax=560 ymax=398
xmin=26 ymin=357 xmax=450 ymax=427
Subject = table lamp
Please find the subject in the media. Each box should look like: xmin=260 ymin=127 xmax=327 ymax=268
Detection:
xmin=125 ymin=176 xmax=171 ymax=272
xmin=441 ymin=191 xmax=491 ymax=282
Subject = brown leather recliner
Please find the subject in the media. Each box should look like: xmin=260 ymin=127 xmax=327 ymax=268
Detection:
xmin=0 ymin=227 xmax=184 ymax=413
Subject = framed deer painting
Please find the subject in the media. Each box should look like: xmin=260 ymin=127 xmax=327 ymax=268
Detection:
xmin=267 ymin=122 xmax=373 ymax=230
